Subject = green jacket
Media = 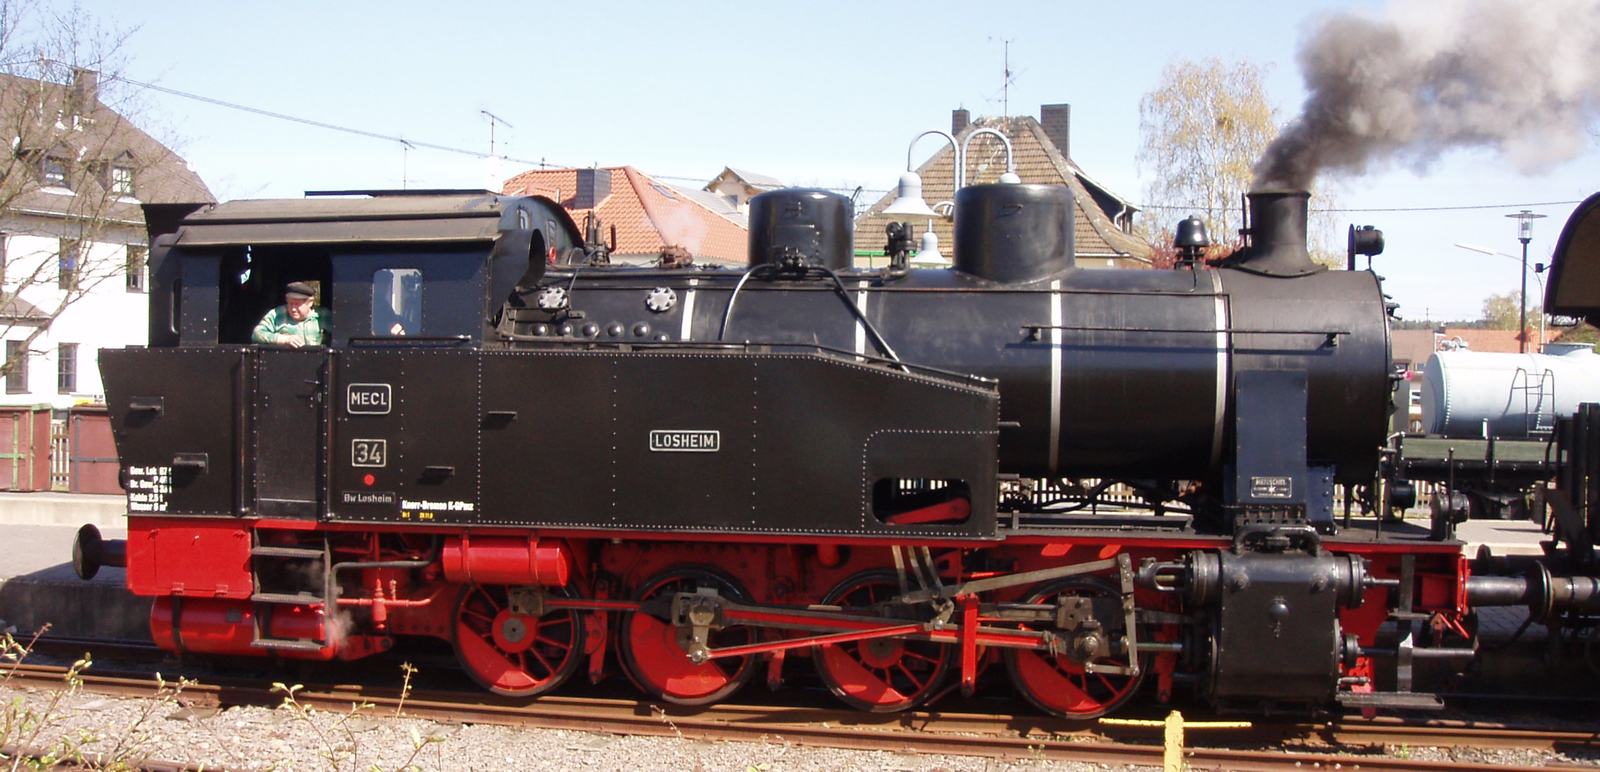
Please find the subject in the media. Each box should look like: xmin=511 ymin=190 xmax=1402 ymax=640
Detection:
xmin=252 ymin=305 xmax=330 ymax=346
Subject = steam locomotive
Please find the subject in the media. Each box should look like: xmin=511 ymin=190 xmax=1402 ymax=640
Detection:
xmin=72 ymin=181 xmax=1565 ymax=717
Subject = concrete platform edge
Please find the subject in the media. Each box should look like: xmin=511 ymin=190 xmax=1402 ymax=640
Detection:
xmin=0 ymin=572 xmax=151 ymax=641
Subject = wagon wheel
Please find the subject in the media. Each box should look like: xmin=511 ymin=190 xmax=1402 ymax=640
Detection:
xmin=618 ymin=567 xmax=758 ymax=706
xmin=812 ymin=570 xmax=951 ymax=712
xmin=453 ymin=583 xmax=582 ymax=697
xmin=1003 ymin=575 xmax=1146 ymax=719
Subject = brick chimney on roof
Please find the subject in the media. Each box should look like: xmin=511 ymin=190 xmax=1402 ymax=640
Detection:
xmin=69 ymin=68 xmax=98 ymax=116
xmin=574 ymin=168 xmax=612 ymax=209
xmin=1041 ymin=103 xmax=1070 ymax=159
xmin=952 ymin=108 xmax=970 ymax=136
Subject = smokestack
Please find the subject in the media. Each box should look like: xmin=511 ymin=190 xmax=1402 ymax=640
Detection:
xmin=573 ymin=168 xmax=612 ymax=209
xmin=1254 ymin=0 xmax=1600 ymax=191
xmin=1219 ymin=191 xmax=1325 ymax=278
xmin=952 ymin=108 xmax=970 ymax=136
xmin=1040 ymin=103 xmax=1070 ymax=158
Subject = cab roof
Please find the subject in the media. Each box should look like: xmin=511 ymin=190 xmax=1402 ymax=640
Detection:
xmin=169 ymin=193 xmax=579 ymax=247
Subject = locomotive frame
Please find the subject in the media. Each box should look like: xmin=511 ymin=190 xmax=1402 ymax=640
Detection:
xmin=72 ymin=184 xmax=1511 ymax=718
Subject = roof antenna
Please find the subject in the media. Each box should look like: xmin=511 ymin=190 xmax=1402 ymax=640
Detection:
xmin=480 ymin=110 xmax=514 ymax=157
xmin=399 ymin=139 xmax=414 ymax=190
xmin=986 ymin=38 xmax=1022 ymax=121
xmin=1002 ymin=39 xmax=1011 ymax=119
xmin=481 ymin=110 xmax=514 ymax=192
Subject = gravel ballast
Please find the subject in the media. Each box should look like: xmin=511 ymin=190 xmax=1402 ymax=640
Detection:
xmin=0 ymin=680 xmax=1125 ymax=772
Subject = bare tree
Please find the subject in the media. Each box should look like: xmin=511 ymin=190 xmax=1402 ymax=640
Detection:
xmin=1138 ymin=57 xmax=1350 ymax=269
xmin=0 ymin=0 xmax=209 ymax=381
xmin=1137 ymin=57 xmax=1277 ymax=249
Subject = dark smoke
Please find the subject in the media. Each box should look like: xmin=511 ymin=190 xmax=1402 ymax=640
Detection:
xmin=1254 ymin=0 xmax=1600 ymax=191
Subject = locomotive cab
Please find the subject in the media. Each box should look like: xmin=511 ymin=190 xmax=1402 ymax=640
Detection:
xmin=105 ymin=192 xmax=584 ymax=521
xmin=146 ymin=192 xmax=576 ymax=348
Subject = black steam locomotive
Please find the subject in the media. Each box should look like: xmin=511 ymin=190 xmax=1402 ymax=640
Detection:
xmin=74 ymin=181 xmax=1513 ymax=717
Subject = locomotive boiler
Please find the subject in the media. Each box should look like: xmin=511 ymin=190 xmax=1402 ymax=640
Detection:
xmin=72 ymin=182 xmax=1481 ymax=718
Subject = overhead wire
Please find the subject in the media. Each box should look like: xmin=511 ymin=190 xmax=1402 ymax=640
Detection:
xmin=103 ymin=72 xmax=573 ymax=168
xmin=1142 ymin=199 xmax=1587 ymax=214
xmin=103 ymin=69 xmax=1579 ymax=214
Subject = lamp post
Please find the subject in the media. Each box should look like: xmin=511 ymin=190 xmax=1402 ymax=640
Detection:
xmin=1455 ymin=240 xmax=1549 ymax=352
xmin=884 ymin=128 xmax=1021 ymax=219
xmin=1507 ymin=210 xmax=1548 ymax=353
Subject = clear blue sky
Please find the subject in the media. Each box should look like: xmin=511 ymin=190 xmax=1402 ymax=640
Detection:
xmin=65 ymin=0 xmax=1600 ymax=322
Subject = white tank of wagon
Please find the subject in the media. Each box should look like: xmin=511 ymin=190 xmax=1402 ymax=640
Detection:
xmin=1421 ymin=343 xmax=1600 ymax=438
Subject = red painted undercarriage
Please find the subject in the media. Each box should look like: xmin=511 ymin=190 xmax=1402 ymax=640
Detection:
xmin=126 ymin=515 xmax=1470 ymax=718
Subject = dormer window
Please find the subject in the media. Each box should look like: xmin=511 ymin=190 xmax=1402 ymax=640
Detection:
xmin=41 ymin=156 xmax=67 ymax=189
xmin=110 ymin=165 xmax=133 ymax=197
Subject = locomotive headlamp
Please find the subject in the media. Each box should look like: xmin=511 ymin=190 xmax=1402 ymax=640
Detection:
xmin=1346 ymin=224 xmax=1385 ymax=270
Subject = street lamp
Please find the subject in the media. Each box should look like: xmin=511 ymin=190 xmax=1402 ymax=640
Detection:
xmin=884 ymin=128 xmax=1021 ymax=218
xmin=1455 ymin=241 xmax=1550 ymax=351
xmin=908 ymin=220 xmax=949 ymax=267
xmin=1508 ymin=210 xmax=1548 ymax=353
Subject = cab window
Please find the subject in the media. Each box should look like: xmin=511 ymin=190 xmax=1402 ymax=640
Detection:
xmin=372 ymin=268 xmax=421 ymax=336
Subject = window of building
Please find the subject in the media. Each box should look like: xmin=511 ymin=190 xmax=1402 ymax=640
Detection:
xmin=41 ymin=156 xmax=67 ymax=189
xmin=57 ymin=343 xmax=76 ymax=393
xmin=372 ymin=268 xmax=422 ymax=336
xmin=57 ymin=239 xmax=79 ymax=290
xmin=6 ymin=340 xmax=27 ymax=394
xmin=110 ymin=165 xmax=134 ymax=197
xmin=126 ymin=245 xmax=147 ymax=292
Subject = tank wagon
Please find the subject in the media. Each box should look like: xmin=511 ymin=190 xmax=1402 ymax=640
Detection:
xmin=71 ymin=183 xmax=1507 ymax=717
xmin=1463 ymin=192 xmax=1600 ymax=658
xmin=1390 ymin=345 xmax=1600 ymax=522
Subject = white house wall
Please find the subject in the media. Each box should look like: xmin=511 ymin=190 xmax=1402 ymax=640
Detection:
xmin=1 ymin=232 xmax=147 ymax=409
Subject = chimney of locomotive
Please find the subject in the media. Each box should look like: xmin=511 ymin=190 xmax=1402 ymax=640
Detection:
xmin=1226 ymin=190 xmax=1325 ymax=277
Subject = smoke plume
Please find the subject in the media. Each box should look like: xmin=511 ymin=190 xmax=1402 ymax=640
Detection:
xmin=1254 ymin=0 xmax=1600 ymax=191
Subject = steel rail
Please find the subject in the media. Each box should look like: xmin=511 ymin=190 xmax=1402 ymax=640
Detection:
xmin=2 ymin=662 xmax=1595 ymax=771
xmin=24 ymin=635 xmax=169 ymax=663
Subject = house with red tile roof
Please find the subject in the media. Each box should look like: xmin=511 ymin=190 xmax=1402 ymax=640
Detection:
xmin=502 ymin=166 xmax=747 ymax=267
xmin=856 ymin=104 xmax=1153 ymax=269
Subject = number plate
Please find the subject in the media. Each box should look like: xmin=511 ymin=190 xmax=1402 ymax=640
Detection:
xmin=351 ymin=438 xmax=387 ymax=467
xmin=347 ymin=383 xmax=392 ymax=414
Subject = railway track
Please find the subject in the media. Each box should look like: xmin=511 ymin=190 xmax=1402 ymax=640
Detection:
xmin=3 ymin=656 xmax=1596 ymax=772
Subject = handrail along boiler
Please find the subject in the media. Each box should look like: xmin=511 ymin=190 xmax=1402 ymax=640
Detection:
xmin=71 ymin=182 xmax=1516 ymax=716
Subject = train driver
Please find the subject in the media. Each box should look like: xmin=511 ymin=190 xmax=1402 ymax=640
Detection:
xmin=252 ymin=281 xmax=329 ymax=348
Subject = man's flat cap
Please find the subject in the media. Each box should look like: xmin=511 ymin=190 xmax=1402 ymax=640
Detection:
xmin=285 ymin=282 xmax=316 ymax=299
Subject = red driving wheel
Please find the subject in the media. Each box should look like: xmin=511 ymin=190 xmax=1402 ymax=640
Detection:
xmin=618 ymin=567 xmax=758 ymax=706
xmin=1003 ymin=576 xmax=1146 ymax=718
xmin=453 ymin=584 xmax=582 ymax=697
xmin=812 ymin=570 xmax=950 ymax=712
